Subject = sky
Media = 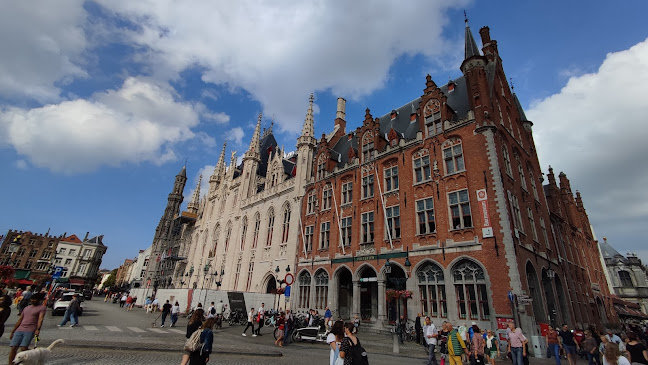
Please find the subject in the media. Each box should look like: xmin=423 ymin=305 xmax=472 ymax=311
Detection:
xmin=1 ymin=1 xmax=647 ymax=270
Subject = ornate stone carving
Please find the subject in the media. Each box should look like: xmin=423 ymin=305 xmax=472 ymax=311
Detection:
xmin=413 ymin=148 xmax=429 ymax=159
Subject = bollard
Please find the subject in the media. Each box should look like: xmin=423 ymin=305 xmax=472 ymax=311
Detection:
xmin=393 ymin=328 xmax=400 ymax=353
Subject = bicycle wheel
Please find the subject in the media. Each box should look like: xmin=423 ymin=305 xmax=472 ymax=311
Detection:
xmin=274 ymin=327 xmax=282 ymax=340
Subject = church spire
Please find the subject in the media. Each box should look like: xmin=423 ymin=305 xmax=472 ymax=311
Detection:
xmin=464 ymin=12 xmax=481 ymax=60
xmin=187 ymin=175 xmax=202 ymax=214
xmin=245 ymin=113 xmax=262 ymax=160
xmin=301 ymin=94 xmax=315 ymax=138
xmin=215 ymin=141 xmax=227 ymax=176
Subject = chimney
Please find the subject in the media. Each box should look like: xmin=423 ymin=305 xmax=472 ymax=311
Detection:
xmin=335 ymin=97 xmax=347 ymax=132
xmin=448 ymin=79 xmax=456 ymax=92
xmin=479 ymin=26 xmax=491 ymax=44
xmin=84 ymin=232 xmax=89 ymax=241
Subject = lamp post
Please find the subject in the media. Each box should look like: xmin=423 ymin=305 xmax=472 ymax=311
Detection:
xmin=202 ymin=263 xmax=210 ymax=305
xmin=186 ymin=266 xmax=194 ymax=289
xmin=274 ymin=265 xmax=290 ymax=310
xmin=213 ymin=269 xmax=225 ymax=291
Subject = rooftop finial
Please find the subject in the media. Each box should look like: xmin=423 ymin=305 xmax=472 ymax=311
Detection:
xmin=464 ymin=10 xmax=468 ymax=26
xmin=510 ymin=77 xmax=515 ymax=92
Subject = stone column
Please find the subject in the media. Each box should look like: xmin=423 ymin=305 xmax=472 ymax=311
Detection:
xmin=377 ymin=280 xmax=386 ymax=326
xmin=329 ymin=274 xmax=338 ymax=318
xmin=352 ymin=280 xmax=360 ymax=318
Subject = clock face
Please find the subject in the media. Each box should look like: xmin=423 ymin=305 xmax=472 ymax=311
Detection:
xmin=424 ymin=99 xmax=441 ymax=118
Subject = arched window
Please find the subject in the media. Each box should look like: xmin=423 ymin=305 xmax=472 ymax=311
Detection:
xmin=502 ymin=144 xmax=512 ymax=176
xmin=453 ymin=259 xmax=490 ymax=320
xmin=210 ymin=226 xmax=220 ymax=257
xmin=317 ymin=155 xmax=327 ymax=180
xmin=443 ymin=141 xmax=465 ymax=175
xmin=252 ymin=213 xmax=261 ymax=249
xmin=322 ymin=184 xmax=332 ymax=210
xmin=619 ymin=270 xmax=634 ymax=287
xmin=266 ymin=208 xmax=275 ymax=246
xmin=240 ymin=217 xmax=248 ymax=251
xmin=224 ymin=222 xmax=232 ymax=253
xmin=515 ymin=152 xmax=527 ymax=190
xmin=298 ymin=272 xmax=311 ymax=309
xmin=282 ymin=205 xmax=291 ymax=243
xmin=528 ymin=164 xmax=539 ymax=200
xmin=417 ymin=262 xmax=447 ymax=318
xmin=315 ymin=270 xmax=329 ymax=309
xmin=362 ymin=132 xmax=374 ymax=163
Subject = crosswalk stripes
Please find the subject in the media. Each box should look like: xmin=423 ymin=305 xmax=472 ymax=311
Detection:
xmin=148 ymin=328 xmax=167 ymax=333
xmin=56 ymin=325 xmax=188 ymax=333
xmin=127 ymin=327 xmax=147 ymax=333
xmin=167 ymin=328 xmax=184 ymax=334
xmin=83 ymin=325 xmax=98 ymax=331
xmin=106 ymin=326 xmax=122 ymax=332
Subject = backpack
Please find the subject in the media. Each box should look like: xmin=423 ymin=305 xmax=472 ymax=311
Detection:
xmin=184 ymin=329 xmax=202 ymax=352
xmin=210 ymin=307 xmax=216 ymax=315
xmin=347 ymin=338 xmax=369 ymax=365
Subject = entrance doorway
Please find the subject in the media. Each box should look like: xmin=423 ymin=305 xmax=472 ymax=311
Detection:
xmin=337 ymin=267 xmax=353 ymax=319
xmin=266 ymin=276 xmax=277 ymax=293
xmin=359 ymin=266 xmax=377 ymax=321
xmin=386 ymin=265 xmax=407 ymax=323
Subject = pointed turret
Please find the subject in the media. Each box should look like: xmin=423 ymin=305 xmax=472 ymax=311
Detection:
xmin=179 ymin=163 xmax=187 ymax=178
xmin=302 ymin=94 xmax=315 ymax=138
xmin=244 ymin=113 xmax=262 ymax=161
xmin=187 ymin=175 xmax=202 ymax=214
xmin=464 ymin=15 xmax=481 ymax=60
xmin=215 ymin=141 xmax=227 ymax=176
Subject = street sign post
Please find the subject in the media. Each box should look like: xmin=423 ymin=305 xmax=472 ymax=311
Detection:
xmin=52 ymin=266 xmax=63 ymax=280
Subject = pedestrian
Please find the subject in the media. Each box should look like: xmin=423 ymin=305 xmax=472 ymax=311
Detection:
xmin=485 ymin=329 xmax=500 ymax=365
xmin=171 ymin=301 xmax=181 ymax=327
xmin=352 ymin=315 xmax=360 ymax=331
xmin=583 ymin=330 xmax=600 ymax=365
xmin=120 ymin=293 xmax=127 ymax=308
xmin=125 ymin=295 xmax=133 ymax=310
xmin=207 ymin=302 xmax=216 ymax=319
xmin=284 ymin=309 xmax=294 ymax=345
xmin=216 ymin=300 xmax=224 ymax=317
xmin=324 ymin=306 xmax=332 ymax=330
xmin=58 ymin=293 xmax=80 ymax=327
xmin=547 ymin=326 xmax=562 ymax=365
xmin=160 ymin=300 xmax=172 ymax=327
xmin=255 ymin=303 xmax=265 ymax=335
xmin=188 ymin=317 xmax=214 ymax=365
xmin=603 ymin=342 xmax=631 ymax=365
xmin=398 ymin=315 xmax=407 ymax=344
xmin=274 ymin=312 xmax=285 ymax=347
xmin=180 ymin=308 xmax=204 ymax=365
xmin=8 ymin=293 xmax=46 ymax=364
xmin=425 ymin=316 xmax=439 ymax=365
xmin=340 ymin=321 xmax=368 ymax=364
xmin=0 ymin=295 xmax=12 ymax=337
xmin=471 ymin=325 xmax=485 ymax=365
xmin=507 ymin=322 xmax=528 ymax=365
xmin=625 ymin=332 xmax=648 ymax=365
xmin=560 ymin=324 xmax=581 ymax=365
xmin=16 ymin=286 xmax=32 ymax=315
xmin=438 ymin=321 xmax=450 ymax=365
xmin=145 ymin=297 xmax=152 ymax=313
xmin=152 ymin=297 xmax=159 ymax=312
xmin=242 ymin=307 xmax=256 ymax=337
xmin=605 ymin=329 xmax=622 ymax=346
xmin=416 ymin=313 xmax=423 ymax=346
xmin=600 ymin=336 xmax=609 ymax=356
xmin=328 ymin=320 xmax=344 ymax=365
xmin=130 ymin=296 xmax=137 ymax=311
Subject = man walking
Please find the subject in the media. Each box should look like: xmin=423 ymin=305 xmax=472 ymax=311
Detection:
xmin=398 ymin=315 xmax=407 ymax=344
xmin=242 ymin=307 xmax=256 ymax=337
xmin=425 ymin=316 xmax=439 ymax=365
xmin=9 ymin=293 xmax=46 ymax=364
xmin=447 ymin=322 xmax=468 ymax=365
xmin=160 ymin=300 xmax=172 ymax=327
xmin=559 ymin=324 xmax=580 ymax=365
xmin=507 ymin=322 xmax=528 ymax=365
xmin=58 ymin=293 xmax=80 ymax=327
xmin=207 ymin=302 xmax=216 ymax=319
xmin=416 ymin=313 xmax=423 ymax=346
xmin=324 ymin=306 xmax=332 ymax=330
xmin=255 ymin=303 xmax=265 ymax=335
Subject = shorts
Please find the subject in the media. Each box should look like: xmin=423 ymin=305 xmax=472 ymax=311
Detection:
xmin=10 ymin=331 xmax=35 ymax=347
xmin=564 ymin=345 xmax=577 ymax=355
xmin=490 ymin=350 xmax=498 ymax=359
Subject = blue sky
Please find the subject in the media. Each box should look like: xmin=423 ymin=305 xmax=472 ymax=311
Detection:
xmin=1 ymin=1 xmax=647 ymax=270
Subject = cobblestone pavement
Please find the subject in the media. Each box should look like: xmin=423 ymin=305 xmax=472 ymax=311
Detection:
xmin=0 ymin=299 xmax=594 ymax=364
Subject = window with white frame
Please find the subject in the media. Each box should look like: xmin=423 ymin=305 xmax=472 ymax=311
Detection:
xmin=341 ymin=217 xmax=352 ymax=247
xmin=418 ymin=262 xmax=447 ymax=318
xmin=266 ymin=209 xmax=275 ymax=246
xmin=361 ymin=212 xmax=374 ymax=244
xmin=384 ymin=166 xmax=399 ymax=192
xmin=444 ymin=144 xmax=465 ymax=174
xmin=516 ymin=153 xmax=527 ymax=190
xmin=36 ymin=262 xmax=48 ymax=271
xmin=385 ymin=206 xmax=400 ymax=239
xmin=527 ymin=208 xmax=538 ymax=242
xmin=528 ymin=166 xmax=539 ymax=200
xmin=342 ymin=182 xmax=353 ymax=204
xmin=29 ymin=249 xmax=37 ymax=258
xmin=320 ymin=222 xmax=330 ymax=250
xmin=362 ymin=175 xmax=374 ymax=198
xmin=424 ymin=99 xmax=443 ymax=136
xmin=449 ymin=189 xmax=473 ymax=229
xmin=252 ymin=215 xmax=261 ymax=249
xmin=25 ymin=261 xmax=32 ymax=269
xmin=502 ymin=145 xmax=513 ymax=176
xmin=282 ymin=206 xmax=291 ymax=243
xmin=307 ymin=191 xmax=317 ymax=214
xmin=416 ymin=198 xmax=436 ymax=234
xmin=304 ymin=226 xmax=314 ymax=252
xmin=414 ymin=155 xmax=431 ymax=183
xmin=315 ymin=271 xmax=329 ymax=309
xmin=322 ymin=185 xmax=332 ymax=210
xmin=298 ymin=272 xmax=311 ymax=308
xmin=508 ymin=191 xmax=523 ymax=232
xmin=362 ymin=132 xmax=374 ymax=163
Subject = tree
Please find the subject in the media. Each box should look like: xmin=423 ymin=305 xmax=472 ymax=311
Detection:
xmin=102 ymin=269 xmax=117 ymax=289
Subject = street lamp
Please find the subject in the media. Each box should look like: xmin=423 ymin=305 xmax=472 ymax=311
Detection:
xmin=202 ymin=263 xmax=211 ymax=305
xmin=213 ymin=269 xmax=225 ymax=290
xmin=404 ymin=257 xmax=412 ymax=278
xmin=274 ymin=265 xmax=290 ymax=310
xmin=186 ymin=266 xmax=194 ymax=289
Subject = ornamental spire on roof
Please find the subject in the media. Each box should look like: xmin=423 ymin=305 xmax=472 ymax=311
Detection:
xmin=187 ymin=174 xmax=202 ymax=214
xmin=464 ymin=12 xmax=481 ymax=60
xmin=215 ymin=141 xmax=227 ymax=176
xmin=301 ymin=93 xmax=315 ymax=138
xmin=246 ymin=113 xmax=262 ymax=158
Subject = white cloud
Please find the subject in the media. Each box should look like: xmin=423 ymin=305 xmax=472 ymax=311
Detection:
xmin=185 ymin=165 xmax=215 ymax=204
xmin=95 ymin=0 xmax=468 ymax=133
xmin=204 ymin=111 xmax=230 ymax=124
xmin=0 ymin=1 xmax=88 ymax=102
xmin=0 ymin=77 xmax=200 ymax=174
xmin=227 ymin=127 xmax=245 ymax=146
xmin=527 ymin=38 xmax=648 ymax=253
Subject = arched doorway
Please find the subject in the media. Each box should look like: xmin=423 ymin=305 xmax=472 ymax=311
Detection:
xmin=386 ymin=264 xmax=407 ymax=323
xmin=359 ymin=266 xmax=378 ymax=321
xmin=526 ymin=262 xmax=546 ymax=323
xmin=542 ymin=269 xmax=558 ymax=327
xmin=265 ymin=276 xmax=277 ymax=294
xmin=337 ymin=267 xmax=353 ymax=319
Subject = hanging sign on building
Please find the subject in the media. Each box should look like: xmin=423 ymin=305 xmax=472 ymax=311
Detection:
xmin=476 ymin=189 xmax=493 ymax=238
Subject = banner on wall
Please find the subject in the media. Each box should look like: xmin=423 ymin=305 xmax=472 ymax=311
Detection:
xmin=476 ymin=189 xmax=493 ymax=238
xmin=227 ymin=292 xmax=247 ymax=312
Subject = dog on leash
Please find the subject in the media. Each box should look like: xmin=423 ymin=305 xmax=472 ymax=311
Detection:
xmin=13 ymin=339 xmax=65 ymax=365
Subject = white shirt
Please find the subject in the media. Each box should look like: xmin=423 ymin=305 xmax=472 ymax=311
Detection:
xmin=216 ymin=302 xmax=224 ymax=313
xmin=327 ymin=333 xmax=340 ymax=365
xmin=248 ymin=310 xmax=255 ymax=322
xmin=603 ymin=356 xmax=630 ymax=365
xmin=258 ymin=307 xmax=265 ymax=318
xmin=425 ymin=323 xmax=438 ymax=345
xmin=207 ymin=306 xmax=216 ymax=318
xmin=606 ymin=334 xmax=622 ymax=344
xmin=171 ymin=304 xmax=180 ymax=314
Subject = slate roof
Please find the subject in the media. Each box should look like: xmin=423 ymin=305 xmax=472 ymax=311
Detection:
xmin=599 ymin=239 xmax=625 ymax=261
xmin=257 ymin=133 xmax=278 ymax=178
xmin=84 ymin=235 xmax=105 ymax=246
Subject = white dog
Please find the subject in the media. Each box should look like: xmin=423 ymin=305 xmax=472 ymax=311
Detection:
xmin=13 ymin=339 xmax=65 ymax=365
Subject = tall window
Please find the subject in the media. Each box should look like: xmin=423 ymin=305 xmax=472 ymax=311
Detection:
xmin=320 ymin=222 xmax=330 ymax=250
xmin=246 ymin=262 xmax=254 ymax=291
xmin=315 ymin=271 xmax=329 ymax=309
xmin=416 ymin=198 xmax=436 ymax=234
xmin=384 ymin=166 xmax=399 ymax=192
xmin=307 ymin=191 xmax=317 ymax=214
xmin=322 ymin=185 xmax=332 ymax=210
xmin=527 ymin=208 xmax=538 ymax=242
xmin=240 ymin=217 xmax=248 ymax=251
xmin=266 ymin=209 xmax=275 ymax=246
xmin=414 ymin=155 xmax=431 ymax=183
xmin=362 ymin=133 xmax=374 ymax=163
xmin=385 ymin=206 xmax=400 ymax=239
xmin=29 ymin=249 xmax=37 ymax=258
xmin=361 ymin=212 xmax=374 ymax=244
xmin=417 ymin=262 xmax=447 ymax=318
xmin=299 ymin=272 xmax=311 ymax=308
xmin=224 ymin=224 xmax=232 ymax=252
xmin=304 ymin=226 xmax=314 ymax=251
xmin=362 ymin=175 xmax=374 ymax=198
xmin=234 ymin=262 xmax=241 ymax=290
xmin=539 ymin=217 xmax=549 ymax=248
xmin=502 ymin=145 xmax=513 ymax=176
xmin=528 ymin=166 xmax=539 ymax=200
xmin=453 ymin=260 xmax=490 ymax=320
xmin=449 ymin=189 xmax=472 ymax=229
xmin=508 ymin=191 xmax=523 ymax=232
xmin=282 ymin=206 xmax=291 ymax=243
xmin=619 ymin=271 xmax=633 ymax=287
xmin=341 ymin=217 xmax=352 ymax=247
xmin=317 ymin=155 xmax=327 ymax=180
xmin=424 ymin=99 xmax=442 ymax=136
xmin=252 ymin=214 xmax=261 ymax=249
xmin=516 ymin=153 xmax=527 ymax=190
xmin=342 ymin=182 xmax=353 ymax=204
xmin=211 ymin=226 xmax=220 ymax=257
xmin=444 ymin=144 xmax=465 ymax=174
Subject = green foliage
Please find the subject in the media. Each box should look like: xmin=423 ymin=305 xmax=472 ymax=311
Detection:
xmin=103 ymin=269 xmax=117 ymax=288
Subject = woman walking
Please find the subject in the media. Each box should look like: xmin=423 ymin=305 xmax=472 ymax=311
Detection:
xmin=547 ymin=327 xmax=562 ymax=365
xmin=471 ymin=325 xmax=485 ymax=365
xmin=603 ymin=342 xmax=630 ymax=365
xmin=171 ymin=301 xmax=180 ymax=327
xmin=626 ymin=332 xmax=648 ymax=365
xmin=274 ymin=312 xmax=285 ymax=347
xmin=583 ymin=330 xmax=600 ymax=365
xmin=485 ymin=330 xmax=500 ymax=365
xmin=328 ymin=320 xmax=345 ymax=365
xmin=340 ymin=322 xmax=365 ymax=364
xmin=189 ymin=318 xmax=214 ymax=365
xmin=181 ymin=308 xmax=204 ymax=365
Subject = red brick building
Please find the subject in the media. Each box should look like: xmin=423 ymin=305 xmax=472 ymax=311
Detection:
xmin=0 ymin=230 xmax=60 ymax=286
xmin=293 ymin=21 xmax=615 ymax=335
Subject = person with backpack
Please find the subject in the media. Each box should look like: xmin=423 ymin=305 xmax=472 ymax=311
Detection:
xmin=340 ymin=322 xmax=369 ymax=364
xmin=207 ymin=302 xmax=216 ymax=319
xmin=180 ymin=308 xmax=204 ymax=365
xmin=447 ymin=322 xmax=469 ymax=365
xmin=187 ymin=317 xmax=214 ymax=365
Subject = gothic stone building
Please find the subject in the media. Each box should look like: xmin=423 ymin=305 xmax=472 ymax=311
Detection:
xmin=293 ymin=23 xmax=615 ymax=333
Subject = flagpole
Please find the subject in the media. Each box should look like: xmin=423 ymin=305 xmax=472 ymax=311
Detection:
xmin=374 ymin=165 xmax=393 ymax=250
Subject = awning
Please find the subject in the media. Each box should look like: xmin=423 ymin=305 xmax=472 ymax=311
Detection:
xmin=2 ymin=279 xmax=37 ymax=285
xmin=13 ymin=270 xmax=31 ymax=279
